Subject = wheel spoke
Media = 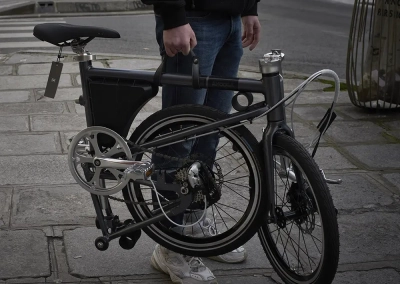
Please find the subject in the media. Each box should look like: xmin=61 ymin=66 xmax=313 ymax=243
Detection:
xmin=213 ymin=203 xmax=238 ymax=223
xmin=224 ymin=175 xmax=249 ymax=182
xmin=89 ymin=168 xmax=102 ymax=187
xmin=223 ymin=162 xmax=247 ymax=176
xmin=89 ymin=132 xmax=103 ymax=156
xmin=75 ymin=152 xmax=93 ymax=164
xmin=215 ymin=202 xmax=245 ymax=213
xmin=106 ymin=143 xmax=123 ymax=157
xmin=221 ymin=183 xmax=249 ymax=201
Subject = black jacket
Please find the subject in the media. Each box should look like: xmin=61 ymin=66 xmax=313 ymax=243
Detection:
xmin=141 ymin=0 xmax=260 ymax=30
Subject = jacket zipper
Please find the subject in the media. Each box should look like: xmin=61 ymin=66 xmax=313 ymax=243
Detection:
xmin=192 ymin=0 xmax=195 ymax=9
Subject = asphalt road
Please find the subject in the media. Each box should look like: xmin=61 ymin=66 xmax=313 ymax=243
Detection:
xmin=0 ymin=0 xmax=354 ymax=78
xmin=65 ymin=0 xmax=353 ymax=78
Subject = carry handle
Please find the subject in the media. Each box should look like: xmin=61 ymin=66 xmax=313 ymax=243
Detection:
xmin=154 ymin=50 xmax=200 ymax=89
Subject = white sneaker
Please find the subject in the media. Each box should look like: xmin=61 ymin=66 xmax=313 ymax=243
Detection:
xmin=184 ymin=213 xmax=248 ymax=264
xmin=151 ymin=244 xmax=218 ymax=284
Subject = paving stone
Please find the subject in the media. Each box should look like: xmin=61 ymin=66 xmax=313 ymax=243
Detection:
xmin=293 ymin=105 xmax=344 ymax=121
xmin=108 ymin=59 xmax=161 ymax=70
xmin=64 ymin=227 xmax=270 ymax=278
xmin=11 ymin=185 xmax=130 ymax=227
xmin=382 ymin=120 xmax=400 ymax=130
xmin=282 ymin=79 xmax=330 ymax=92
xmin=0 ymin=187 xmax=12 ymax=228
xmin=336 ymin=106 xmax=400 ymax=120
xmin=0 ymin=102 xmax=67 ymax=116
xmin=0 ymin=116 xmax=29 ymax=132
xmin=36 ymin=87 xmax=82 ymax=102
xmin=334 ymin=269 xmax=400 ymax=284
xmin=382 ymin=173 xmax=400 ymax=192
xmin=246 ymin=122 xmax=323 ymax=145
xmin=0 ymin=155 xmax=74 ymax=186
xmin=0 ymin=133 xmax=61 ymax=156
xmin=387 ymin=130 xmax=400 ymax=141
xmin=313 ymin=147 xmax=357 ymax=170
xmin=285 ymin=91 xmax=352 ymax=105
xmin=344 ymin=144 xmax=400 ymax=169
xmin=76 ymin=75 xmax=81 ymax=86
xmin=31 ymin=114 xmax=86 ymax=132
xmin=328 ymin=174 xmax=394 ymax=210
xmin=0 ymin=75 xmax=72 ymax=90
xmin=141 ymin=96 xmax=161 ymax=113
xmin=5 ymin=278 xmax=47 ymax=283
xmin=111 ymin=275 xmax=275 ymax=284
xmin=338 ymin=211 xmax=400 ymax=264
xmin=0 ymin=66 xmax=12 ymax=76
xmin=325 ymin=121 xmax=388 ymax=143
xmin=18 ymin=62 xmax=104 ymax=75
xmin=5 ymin=54 xmax=58 ymax=64
xmin=0 ymin=230 xmax=50 ymax=279
xmin=0 ymin=90 xmax=30 ymax=103
xmin=60 ymin=131 xmax=79 ymax=153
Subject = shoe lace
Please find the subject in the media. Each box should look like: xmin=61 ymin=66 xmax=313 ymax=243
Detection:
xmin=185 ymin=256 xmax=206 ymax=273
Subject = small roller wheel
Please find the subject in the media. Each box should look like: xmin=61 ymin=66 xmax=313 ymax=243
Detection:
xmin=119 ymin=230 xmax=141 ymax=250
xmin=95 ymin=236 xmax=109 ymax=251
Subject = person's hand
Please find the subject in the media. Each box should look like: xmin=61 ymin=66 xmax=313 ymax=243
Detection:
xmin=242 ymin=16 xmax=261 ymax=51
xmin=163 ymin=24 xmax=197 ymax=57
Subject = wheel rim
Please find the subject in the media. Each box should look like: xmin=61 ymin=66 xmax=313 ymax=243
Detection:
xmin=127 ymin=113 xmax=262 ymax=252
xmin=263 ymin=148 xmax=325 ymax=282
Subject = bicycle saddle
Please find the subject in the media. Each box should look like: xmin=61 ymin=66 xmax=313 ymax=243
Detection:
xmin=33 ymin=23 xmax=120 ymax=46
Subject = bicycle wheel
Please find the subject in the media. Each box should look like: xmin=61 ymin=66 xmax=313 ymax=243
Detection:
xmin=122 ymin=104 xmax=266 ymax=257
xmin=258 ymin=133 xmax=339 ymax=283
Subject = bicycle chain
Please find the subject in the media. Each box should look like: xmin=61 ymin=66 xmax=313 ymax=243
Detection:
xmin=106 ymin=139 xmax=221 ymax=206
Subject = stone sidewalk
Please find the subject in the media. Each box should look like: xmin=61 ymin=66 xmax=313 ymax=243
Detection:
xmin=0 ymin=50 xmax=400 ymax=283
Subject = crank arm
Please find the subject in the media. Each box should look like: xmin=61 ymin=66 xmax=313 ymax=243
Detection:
xmin=93 ymin=158 xmax=153 ymax=180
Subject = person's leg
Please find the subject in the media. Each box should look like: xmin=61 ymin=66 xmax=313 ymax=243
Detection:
xmin=152 ymin=11 xmax=235 ymax=219
xmin=191 ymin=15 xmax=243 ymax=164
xmin=186 ymin=15 xmax=248 ymax=264
xmin=150 ymin=12 xmax=237 ymax=283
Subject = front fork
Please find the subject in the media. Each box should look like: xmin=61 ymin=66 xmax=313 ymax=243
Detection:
xmin=259 ymin=50 xmax=293 ymax=222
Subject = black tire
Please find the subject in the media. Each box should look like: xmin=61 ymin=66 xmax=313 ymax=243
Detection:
xmin=122 ymin=104 xmax=266 ymax=257
xmin=258 ymin=133 xmax=339 ymax=284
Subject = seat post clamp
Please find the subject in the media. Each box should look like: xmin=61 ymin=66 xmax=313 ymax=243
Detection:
xmin=71 ymin=38 xmax=96 ymax=62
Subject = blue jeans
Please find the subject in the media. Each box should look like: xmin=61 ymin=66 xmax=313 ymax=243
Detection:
xmin=156 ymin=11 xmax=243 ymax=111
xmin=155 ymin=11 xmax=243 ymax=163
xmin=153 ymin=12 xmax=243 ymax=226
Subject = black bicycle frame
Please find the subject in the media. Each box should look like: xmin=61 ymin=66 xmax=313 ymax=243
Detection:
xmin=79 ymin=53 xmax=291 ymax=240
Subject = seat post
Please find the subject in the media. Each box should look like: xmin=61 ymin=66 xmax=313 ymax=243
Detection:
xmin=71 ymin=39 xmax=96 ymax=127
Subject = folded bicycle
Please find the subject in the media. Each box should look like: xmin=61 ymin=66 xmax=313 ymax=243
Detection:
xmin=34 ymin=23 xmax=341 ymax=284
